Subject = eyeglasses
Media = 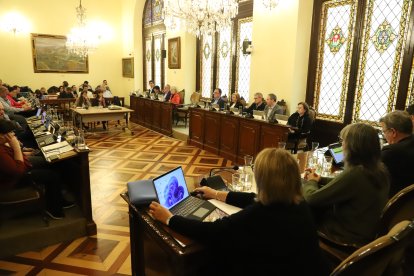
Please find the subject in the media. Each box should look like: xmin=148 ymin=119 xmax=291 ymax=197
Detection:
xmin=382 ymin=128 xmax=393 ymax=136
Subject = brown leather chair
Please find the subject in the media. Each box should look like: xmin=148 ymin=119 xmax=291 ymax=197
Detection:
xmin=330 ymin=220 xmax=414 ymax=276
xmin=176 ymin=89 xmax=190 ymax=127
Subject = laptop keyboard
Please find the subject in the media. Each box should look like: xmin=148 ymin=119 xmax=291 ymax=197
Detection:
xmin=37 ymin=135 xmax=55 ymax=146
xmin=172 ymin=196 xmax=204 ymax=216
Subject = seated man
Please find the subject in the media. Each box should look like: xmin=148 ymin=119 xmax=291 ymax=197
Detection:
xmin=163 ymin=84 xmax=172 ymax=101
xmin=245 ymin=92 xmax=266 ymax=114
xmin=151 ymin=85 xmax=161 ymax=99
xmin=211 ymin=88 xmax=225 ymax=109
xmin=380 ymin=110 xmax=414 ymax=197
xmin=58 ymin=87 xmax=74 ymax=98
xmin=263 ymin=93 xmax=283 ymax=123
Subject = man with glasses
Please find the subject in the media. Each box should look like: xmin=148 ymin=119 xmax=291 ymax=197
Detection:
xmin=379 ymin=110 xmax=414 ymax=197
xmin=245 ymin=92 xmax=266 ymax=115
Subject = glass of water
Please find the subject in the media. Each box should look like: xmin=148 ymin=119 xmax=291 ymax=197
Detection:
xmin=278 ymin=142 xmax=286 ymax=149
xmin=232 ymin=173 xmax=243 ymax=192
xmin=311 ymin=142 xmax=319 ymax=151
xmin=322 ymin=156 xmax=333 ymax=177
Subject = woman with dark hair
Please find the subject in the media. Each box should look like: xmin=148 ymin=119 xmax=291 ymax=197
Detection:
xmin=149 ymin=148 xmax=328 ymax=275
xmin=0 ymin=119 xmax=68 ymax=219
xmin=287 ymin=102 xmax=312 ymax=138
xmin=303 ymin=123 xmax=389 ymax=245
xmin=75 ymin=89 xmax=91 ymax=108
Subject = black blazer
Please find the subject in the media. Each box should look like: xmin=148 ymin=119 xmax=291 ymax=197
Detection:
xmin=169 ymin=192 xmax=328 ymax=276
xmin=245 ymin=102 xmax=266 ymax=114
xmin=287 ymin=112 xmax=312 ymax=134
xmin=211 ymin=97 xmax=226 ymax=109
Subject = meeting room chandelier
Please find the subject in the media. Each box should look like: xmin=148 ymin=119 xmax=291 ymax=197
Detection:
xmin=66 ymin=0 xmax=98 ymax=58
xmin=262 ymin=0 xmax=279 ymax=10
xmin=163 ymin=0 xmax=239 ymax=37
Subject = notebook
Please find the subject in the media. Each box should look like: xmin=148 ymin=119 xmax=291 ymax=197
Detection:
xmin=153 ymin=167 xmax=216 ymax=221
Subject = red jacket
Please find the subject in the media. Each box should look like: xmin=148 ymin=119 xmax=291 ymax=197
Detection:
xmin=6 ymin=94 xmax=23 ymax=108
xmin=169 ymin=93 xmax=181 ymax=105
xmin=0 ymin=145 xmax=31 ymax=188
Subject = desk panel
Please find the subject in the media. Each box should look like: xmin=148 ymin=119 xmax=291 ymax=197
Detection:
xmin=188 ymin=108 xmax=290 ymax=162
xmin=130 ymin=96 xmax=173 ymax=136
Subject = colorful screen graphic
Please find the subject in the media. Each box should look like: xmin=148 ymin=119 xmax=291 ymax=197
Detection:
xmin=153 ymin=167 xmax=189 ymax=209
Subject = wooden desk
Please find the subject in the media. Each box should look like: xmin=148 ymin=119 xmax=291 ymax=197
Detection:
xmin=71 ymin=107 xmax=133 ymax=129
xmin=129 ymin=96 xmax=173 ymax=136
xmin=189 ymin=108 xmax=290 ymax=163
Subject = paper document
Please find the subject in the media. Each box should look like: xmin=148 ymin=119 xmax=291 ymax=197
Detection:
xmin=42 ymin=141 xmax=73 ymax=156
xmin=208 ymin=199 xmax=242 ymax=215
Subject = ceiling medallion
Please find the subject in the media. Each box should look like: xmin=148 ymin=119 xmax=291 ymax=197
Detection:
xmin=371 ymin=20 xmax=397 ymax=54
xmin=203 ymin=42 xmax=211 ymax=59
xmin=326 ymin=26 xmax=346 ymax=54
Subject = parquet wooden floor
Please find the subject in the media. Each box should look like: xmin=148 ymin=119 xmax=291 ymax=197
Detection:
xmin=0 ymin=123 xmax=232 ymax=275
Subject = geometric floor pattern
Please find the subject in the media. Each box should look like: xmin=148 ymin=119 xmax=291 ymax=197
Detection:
xmin=0 ymin=122 xmax=232 ymax=275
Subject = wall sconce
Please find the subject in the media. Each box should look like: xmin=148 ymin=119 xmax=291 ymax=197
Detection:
xmin=262 ymin=0 xmax=280 ymax=10
xmin=242 ymin=40 xmax=253 ymax=55
xmin=0 ymin=12 xmax=31 ymax=35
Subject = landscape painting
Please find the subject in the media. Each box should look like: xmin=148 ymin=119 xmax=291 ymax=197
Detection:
xmin=31 ymin=33 xmax=89 ymax=73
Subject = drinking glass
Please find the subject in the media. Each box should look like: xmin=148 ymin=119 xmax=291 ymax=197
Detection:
xmin=244 ymin=155 xmax=253 ymax=168
xmin=238 ymin=106 xmax=243 ymax=116
xmin=242 ymin=173 xmax=253 ymax=191
xmin=311 ymin=142 xmax=319 ymax=151
xmin=75 ymin=130 xmax=86 ymax=150
xmin=232 ymin=173 xmax=243 ymax=192
xmin=278 ymin=142 xmax=286 ymax=149
xmin=322 ymin=156 xmax=333 ymax=177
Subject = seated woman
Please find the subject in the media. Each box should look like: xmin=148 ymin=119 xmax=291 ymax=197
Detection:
xmin=303 ymin=123 xmax=389 ymax=245
xmin=0 ymin=119 xmax=69 ymax=219
xmin=287 ymin=102 xmax=312 ymax=139
xmin=75 ymin=89 xmax=91 ymax=108
xmin=169 ymin=87 xmax=181 ymax=105
xmin=150 ymin=148 xmax=328 ymax=276
xmin=91 ymin=90 xmax=108 ymax=129
xmin=230 ymin=92 xmax=243 ymax=110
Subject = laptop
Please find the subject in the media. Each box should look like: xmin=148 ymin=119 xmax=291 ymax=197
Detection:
xmin=328 ymin=143 xmax=344 ymax=167
xmin=153 ymin=167 xmax=217 ymax=221
xmin=253 ymin=110 xmax=264 ymax=120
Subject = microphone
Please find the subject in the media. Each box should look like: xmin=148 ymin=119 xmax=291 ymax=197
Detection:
xmin=209 ymin=165 xmax=239 ymax=177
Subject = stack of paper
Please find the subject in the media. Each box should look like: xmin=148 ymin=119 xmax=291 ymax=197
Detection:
xmin=42 ymin=141 xmax=73 ymax=159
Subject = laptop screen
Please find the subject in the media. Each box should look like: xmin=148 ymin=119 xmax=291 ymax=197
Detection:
xmin=329 ymin=145 xmax=344 ymax=164
xmin=153 ymin=167 xmax=189 ymax=210
xmin=35 ymin=108 xmax=42 ymax=117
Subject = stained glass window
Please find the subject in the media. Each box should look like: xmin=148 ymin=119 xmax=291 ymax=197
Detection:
xmin=235 ymin=17 xmax=253 ymax=102
xmin=152 ymin=0 xmax=163 ymax=24
xmin=154 ymin=36 xmax=162 ymax=87
xmin=216 ymin=26 xmax=232 ymax=98
xmin=354 ymin=0 xmax=412 ymax=123
xmin=201 ymin=35 xmax=214 ymax=98
xmin=145 ymin=38 xmax=152 ymax=89
xmin=144 ymin=0 xmax=152 ymax=27
xmin=313 ymin=0 xmax=358 ymax=122
xmin=408 ymin=59 xmax=414 ymax=107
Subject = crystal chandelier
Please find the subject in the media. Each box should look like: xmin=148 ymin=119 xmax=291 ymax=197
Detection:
xmin=163 ymin=0 xmax=239 ymax=37
xmin=262 ymin=0 xmax=279 ymax=10
xmin=66 ymin=0 xmax=98 ymax=58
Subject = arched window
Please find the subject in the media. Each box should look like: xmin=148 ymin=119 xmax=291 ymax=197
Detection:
xmin=142 ymin=0 xmax=166 ymax=91
xmin=197 ymin=0 xmax=254 ymax=102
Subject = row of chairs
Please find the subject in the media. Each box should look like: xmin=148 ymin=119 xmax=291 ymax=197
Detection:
xmin=320 ymin=183 xmax=414 ymax=275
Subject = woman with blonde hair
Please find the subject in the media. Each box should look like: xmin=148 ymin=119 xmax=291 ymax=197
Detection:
xmin=150 ymin=148 xmax=327 ymax=275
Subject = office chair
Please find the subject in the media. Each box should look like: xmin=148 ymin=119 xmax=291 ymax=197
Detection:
xmin=331 ymin=219 xmax=414 ymax=276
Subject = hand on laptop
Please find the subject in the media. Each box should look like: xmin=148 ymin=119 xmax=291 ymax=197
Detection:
xmin=193 ymin=186 xmax=215 ymax=199
xmin=149 ymin=201 xmax=173 ymax=225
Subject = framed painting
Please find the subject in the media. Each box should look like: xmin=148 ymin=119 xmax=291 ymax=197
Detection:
xmin=31 ymin=33 xmax=89 ymax=73
xmin=122 ymin=57 xmax=134 ymax=78
xmin=168 ymin=37 xmax=181 ymax=69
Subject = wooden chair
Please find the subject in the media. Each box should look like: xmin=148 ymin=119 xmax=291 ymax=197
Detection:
xmin=331 ymin=220 xmax=414 ymax=276
xmin=190 ymin=91 xmax=201 ymax=105
xmin=379 ymin=184 xmax=414 ymax=235
xmin=175 ymin=90 xmax=190 ymax=127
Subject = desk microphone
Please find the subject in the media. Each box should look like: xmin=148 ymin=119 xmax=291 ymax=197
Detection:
xmin=209 ymin=165 xmax=239 ymax=177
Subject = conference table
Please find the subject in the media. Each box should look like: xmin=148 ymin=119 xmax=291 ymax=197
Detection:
xmin=71 ymin=106 xmax=134 ymax=131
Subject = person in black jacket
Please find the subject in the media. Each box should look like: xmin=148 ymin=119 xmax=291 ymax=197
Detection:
xmin=149 ymin=148 xmax=328 ymax=276
xmin=245 ymin=92 xmax=266 ymax=114
xmin=380 ymin=110 xmax=414 ymax=197
xmin=211 ymin=88 xmax=226 ymax=109
xmin=229 ymin=92 xmax=243 ymax=110
xmin=287 ymin=101 xmax=312 ymax=139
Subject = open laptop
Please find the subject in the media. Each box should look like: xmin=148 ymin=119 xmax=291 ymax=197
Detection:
xmin=153 ymin=167 xmax=217 ymax=221
xmin=253 ymin=110 xmax=264 ymax=120
xmin=328 ymin=143 xmax=344 ymax=167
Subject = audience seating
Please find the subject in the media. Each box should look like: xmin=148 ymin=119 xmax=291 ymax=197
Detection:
xmin=330 ymin=219 xmax=414 ymax=276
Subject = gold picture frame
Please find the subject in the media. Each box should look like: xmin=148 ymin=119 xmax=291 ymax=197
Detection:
xmin=168 ymin=37 xmax=181 ymax=69
xmin=31 ymin=33 xmax=89 ymax=73
xmin=122 ymin=57 xmax=134 ymax=78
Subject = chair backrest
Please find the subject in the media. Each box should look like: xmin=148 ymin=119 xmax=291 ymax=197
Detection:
xmin=112 ymin=96 xmax=121 ymax=106
xmin=331 ymin=220 xmax=414 ymax=276
xmin=277 ymin=99 xmax=287 ymax=115
xmin=308 ymin=107 xmax=316 ymax=124
xmin=379 ymin=184 xmax=414 ymax=235
xmin=178 ymin=89 xmax=185 ymax=104
xmin=190 ymin=91 xmax=201 ymax=104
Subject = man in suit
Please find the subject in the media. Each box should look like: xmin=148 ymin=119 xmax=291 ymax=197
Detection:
xmin=148 ymin=80 xmax=155 ymax=94
xmin=163 ymin=84 xmax=172 ymax=101
xmin=263 ymin=93 xmax=283 ymax=123
xmin=380 ymin=110 xmax=414 ymax=197
xmin=245 ymin=92 xmax=266 ymax=114
xmin=212 ymin=88 xmax=225 ymax=109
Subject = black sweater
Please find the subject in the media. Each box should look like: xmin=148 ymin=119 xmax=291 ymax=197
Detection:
xmin=169 ymin=192 xmax=328 ymax=276
xmin=287 ymin=112 xmax=312 ymax=134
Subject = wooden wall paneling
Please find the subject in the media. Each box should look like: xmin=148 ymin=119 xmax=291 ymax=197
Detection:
xmin=152 ymin=101 xmax=161 ymax=132
xmin=203 ymin=112 xmax=221 ymax=154
xmin=144 ymin=100 xmax=153 ymax=127
xmin=130 ymin=96 xmax=138 ymax=123
xmin=219 ymin=116 xmax=239 ymax=161
xmin=137 ymin=98 xmax=146 ymax=124
xmin=259 ymin=124 xmax=289 ymax=150
xmin=160 ymin=103 xmax=173 ymax=135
